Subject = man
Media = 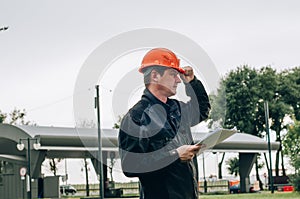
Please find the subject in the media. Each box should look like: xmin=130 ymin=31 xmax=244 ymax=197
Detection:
xmin=118 ymin=48 xmax=210 ymax=199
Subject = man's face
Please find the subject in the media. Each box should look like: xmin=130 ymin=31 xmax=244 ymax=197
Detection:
xmin=156 ymin=68 xmax=182 ymax=97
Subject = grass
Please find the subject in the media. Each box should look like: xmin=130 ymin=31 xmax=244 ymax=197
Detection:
xmin=200 ymin=191 xmax=299 ymax=199
xmin=59 ymin=191 xmax=300 ymax=199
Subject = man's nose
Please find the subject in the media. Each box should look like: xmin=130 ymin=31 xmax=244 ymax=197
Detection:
xmin=175 ymin=75 xmax=181 ymax=83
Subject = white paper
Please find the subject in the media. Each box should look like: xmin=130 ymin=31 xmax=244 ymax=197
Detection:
xmin=195 ymin=128 xmax=237 ymax=154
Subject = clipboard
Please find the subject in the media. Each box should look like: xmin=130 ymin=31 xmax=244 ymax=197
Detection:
xmin=195 ymin=128 xmax=237 ymax=154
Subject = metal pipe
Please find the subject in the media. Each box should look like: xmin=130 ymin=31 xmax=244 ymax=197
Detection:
xmin=95 ymin=85 xmax=104 ymax=198
xmin=264 ymin=100 xmax=274 ymax=193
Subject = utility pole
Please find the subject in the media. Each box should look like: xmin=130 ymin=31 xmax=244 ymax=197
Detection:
xmin=95 ymin=85 xmax=104 ymax=199
xmin=264 ymin=100 xmax=274 ymax=193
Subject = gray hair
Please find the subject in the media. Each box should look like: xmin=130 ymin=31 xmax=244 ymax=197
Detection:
xmin=142 ymin=66 xmax=167 ymax=85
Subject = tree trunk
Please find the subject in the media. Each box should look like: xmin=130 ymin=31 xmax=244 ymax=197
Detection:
xmin=255 ymin=156 xmax=264 ymax=190
xmin=281 ymin=149 xmax=286 ymax=176
xmin=263 ymin=153 xmax=271 ymax=187
xmin=275 ymin=149 xmax=280 ymax=176
xmin=218 ymin=153 xmax=225 ymax=179
xmin=84 ymin=158 xmax=90 ymax=196
xmin=275 ymin=129 xmax=282 ymax=176
xmin=50 ymin=158 xmax=57 ymax=176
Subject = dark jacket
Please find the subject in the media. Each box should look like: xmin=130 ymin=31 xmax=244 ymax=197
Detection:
xmin=118 ymin=77 xmax=210 ymax=199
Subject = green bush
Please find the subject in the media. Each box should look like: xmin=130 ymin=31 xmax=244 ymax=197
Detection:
xmin=293 ymin=174 xmax=300 ymax=192
xmin=290 ymin=174 xmax=300 ymax=192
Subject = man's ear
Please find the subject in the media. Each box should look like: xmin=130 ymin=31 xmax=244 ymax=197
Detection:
xmin=151 ymin=70 xmax=160 ymax=82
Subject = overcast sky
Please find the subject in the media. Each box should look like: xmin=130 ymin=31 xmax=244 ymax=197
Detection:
xmin=1 ymin=0 xmax=300 ymax=127
xmin=1 ymin=0 xmax=299 ymax=183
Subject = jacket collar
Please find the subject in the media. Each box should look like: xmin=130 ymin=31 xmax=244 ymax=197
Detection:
xmin=142 ymin=88 xmax=176 ymax=111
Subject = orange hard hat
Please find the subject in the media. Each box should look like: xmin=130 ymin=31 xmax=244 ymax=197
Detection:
xmin=138 ymin=48 xmax=185 ymax=74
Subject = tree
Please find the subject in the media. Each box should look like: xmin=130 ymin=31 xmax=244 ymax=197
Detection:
xmin=255 ymin=154 xmax=265 ymax=190
xmin=226 ymin=157 xmax=239 ymax=177
xmin=113 ymin=115 xmax=123 ymax=129
xmin=208 ymin=66 xmax=263 ymax=180
xmin=49 ymin=158 xmax=62 ymax=176
xmin=211 ymin=66 xmax=283 ymax=187
xmin=77 ymin=120 xmax=96 ymax=196
xmin=0 ymin=110 xmax=6 ymax=123
xmin=283 ymin=119 xmax=300 ymax=192
xmin=257 ymin=67 xmax=292 ymax=176
xmin=109 ymin=115 xmax=123 ymax=182
xmin=208 ymin=80 xmax=229 ymax=179
xmin=218 ymin=66 xmax=295 ymax=178
xmin=108 ymin=152 xmax=116 ymax=182
xmin=208 ymin=78 xmax=227 ymax=129
xmin=0 ymin=108 xmax=35 ymax=125
xmin=283 ymin=119 xmax=300 ymax=174
xmin=280 ymin=67 xmax=300 ymax=120
xmin=208 ymin=65 xmax=299 ymax=184
xmin=83 ymin=158 xmax=90 ymax=196
xmin=217 ymin=152 xmax=226 ymax=179
xmin=223 ymin=66 xmax=266 ymax=186
xmin=9 ymin=108 xmax=31 ymax=125
xmin=224 ymin=65 xmax=260 ymax=133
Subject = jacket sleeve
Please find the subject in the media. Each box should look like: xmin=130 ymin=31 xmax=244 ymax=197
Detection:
xmin=118 ymin=112 xmax=179 ymax=177
xmin=180 ymin=76 xmax=211 ymax=127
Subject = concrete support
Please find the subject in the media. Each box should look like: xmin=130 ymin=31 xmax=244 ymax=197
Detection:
xmin=30 ymin=150 xmax=46 ymax=178
xmin=239 ymin=153 xmax=257 ymax=193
